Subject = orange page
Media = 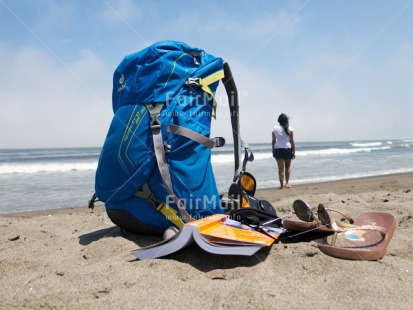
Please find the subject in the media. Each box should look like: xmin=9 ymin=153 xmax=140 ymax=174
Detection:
xmin=187 ymin=214 xmax=275 ymax=246
xmin=187 ymin=214 xmax=228 ymax=229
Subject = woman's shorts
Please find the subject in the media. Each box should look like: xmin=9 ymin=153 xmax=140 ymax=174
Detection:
xmin=273 ymin=148 xmax=293 ymax=160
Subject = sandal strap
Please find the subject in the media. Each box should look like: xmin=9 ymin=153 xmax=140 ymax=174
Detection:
xmin=335 ymin=224 xmax=387 ymax=235
xmin=325 ymin=208 xmax=354 ymax=224
xmin=333 ymin=219 xmax=387 ymax=235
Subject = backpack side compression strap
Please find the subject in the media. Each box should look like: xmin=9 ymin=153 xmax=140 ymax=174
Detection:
xmin=145 ymin=103 xmax=194 ymax=223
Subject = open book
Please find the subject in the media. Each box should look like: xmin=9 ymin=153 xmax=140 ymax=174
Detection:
xmin=133 ymin=214 xmax=283 ymax=260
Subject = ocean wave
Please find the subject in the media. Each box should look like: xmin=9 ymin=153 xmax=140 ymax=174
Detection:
xmin=212 ymin=145 xmax=392 ymax=163
xmin=350 ymin=142 xmax=382 ymax=147
xmin=0 ymin=162 xmax=98 ymax=174
xmin=298 ymin=146 xmax=390 ymax=156
xmin=212 ymin=152 xmax=273 ymax=164
xmin=0 ymin=154 xmax=100 ymax=164
xmin=0 ymin=148 xmax=101 ymax=163
xmin=254 ymin=167 xmax=413 ymax=189
xmin=296 ymin=167 xmax=413 ymax=183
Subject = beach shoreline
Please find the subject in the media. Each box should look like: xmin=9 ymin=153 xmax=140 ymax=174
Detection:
xmin=2 ymin=139 xmax=412 ymax=215
xmin=1 ymin=173 xmax=412 ymax=308
xmin=3 ymin=172 xmax=412 ymax=217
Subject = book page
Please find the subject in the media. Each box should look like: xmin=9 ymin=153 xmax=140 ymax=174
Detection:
xmin=193 ymin=232 xmax=263 ymax=256
xmin=188 ymin=214 xmax=275 ymax=246
xmin=132 ymin=225 xmax=195 ymax=260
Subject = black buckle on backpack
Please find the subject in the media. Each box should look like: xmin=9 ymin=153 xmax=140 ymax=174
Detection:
xmin=214 ymin=137 xmax=225 ymax=147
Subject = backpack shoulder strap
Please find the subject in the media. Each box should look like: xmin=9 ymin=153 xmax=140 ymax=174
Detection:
xmin=221 ymin=62 xmax=243 ymax=206
xmin=222 ymin=62 xmax=241 ymax=183
xmin=145 ymin=103 xmax=194 ymax=223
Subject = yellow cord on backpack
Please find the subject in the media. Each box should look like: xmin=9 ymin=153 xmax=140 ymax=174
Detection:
xmin=156 ymin=203 xmax=185 ymax=229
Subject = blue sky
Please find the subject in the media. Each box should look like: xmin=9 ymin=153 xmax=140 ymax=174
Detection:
xmin=0 ymin=0 xmax=412 ymax=148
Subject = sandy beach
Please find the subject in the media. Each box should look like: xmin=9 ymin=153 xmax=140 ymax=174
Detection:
xmin=1 ymin=173 xmax=412 ymax=309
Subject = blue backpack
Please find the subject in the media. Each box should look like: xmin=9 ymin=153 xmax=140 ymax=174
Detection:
xmin=89 ymin=41 xmax=245 ymax=235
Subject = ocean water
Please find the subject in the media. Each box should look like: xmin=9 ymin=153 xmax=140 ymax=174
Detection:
xmin=1 ymin=139 xmax=412 ymax=214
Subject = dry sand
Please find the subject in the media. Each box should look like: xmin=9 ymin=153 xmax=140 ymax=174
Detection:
xmin=1 ymin=173 xmax=412 ymax=309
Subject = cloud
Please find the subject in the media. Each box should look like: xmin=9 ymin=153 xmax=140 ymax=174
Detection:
xmin=0 ymin=45 xmax=112 ymax=148
xmin=1 ymin=0 xmax=412 ymax=149
xmin=211 ymin=59 xmax=305 ymax=143
xmin=211 ymin=38 xmax=413 ymax=144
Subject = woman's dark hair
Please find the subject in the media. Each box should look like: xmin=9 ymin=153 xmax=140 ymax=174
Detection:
xmin=278 ymin=113 xmax=290 ymax=136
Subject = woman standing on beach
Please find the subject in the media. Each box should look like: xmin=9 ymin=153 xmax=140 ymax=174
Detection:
xmin=272 ymin=113 xmax=295 ymax=189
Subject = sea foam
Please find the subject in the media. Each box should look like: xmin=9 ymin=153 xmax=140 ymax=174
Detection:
xmin=0 ymin=162 xmax=98 ymax=174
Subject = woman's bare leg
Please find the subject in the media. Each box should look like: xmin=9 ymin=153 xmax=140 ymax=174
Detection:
xmin=285 ymin=159 xmax=292 ymax=188
xmin=276 ymin=159 xmax=285 ymax=189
